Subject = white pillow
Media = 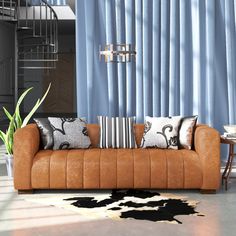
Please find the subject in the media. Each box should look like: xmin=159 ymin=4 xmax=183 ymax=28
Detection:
xmin=141 ymin=116 xmax=182 ymax=149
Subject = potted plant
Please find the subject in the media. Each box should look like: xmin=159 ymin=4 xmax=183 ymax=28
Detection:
xmin=0 ymin=84 xmax=51 ymax=177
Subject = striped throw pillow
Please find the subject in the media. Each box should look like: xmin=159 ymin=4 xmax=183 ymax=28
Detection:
xmin=97 ymin=116 xmax=137 ymax=148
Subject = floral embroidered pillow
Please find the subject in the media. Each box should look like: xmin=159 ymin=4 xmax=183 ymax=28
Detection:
xmin=48 ymin=117 xmax=91 ymax=150
xmin=140 ymin=116 xmax=182 ymax=149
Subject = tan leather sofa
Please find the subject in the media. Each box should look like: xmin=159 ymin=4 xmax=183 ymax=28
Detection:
xmin=13 ymin=123 xmax=221 ymax=193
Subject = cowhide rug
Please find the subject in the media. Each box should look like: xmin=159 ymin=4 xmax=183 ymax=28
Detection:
xmin=24 ymin=190 xmax=204 ymax=224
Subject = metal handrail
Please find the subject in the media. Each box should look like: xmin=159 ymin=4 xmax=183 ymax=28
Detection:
xmin=17 ymin=0 xmax=58 ymax=69
xmin=0 ymin=0 xmax=58 ymax=69
xmin=41 ymin=0 xmax=58 ymax=21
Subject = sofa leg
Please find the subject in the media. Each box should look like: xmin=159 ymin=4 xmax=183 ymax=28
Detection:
xmin=200 ymin=189 xmax=216 ymax=194
xmin=18 ymin=190 xmax=34 ymax=194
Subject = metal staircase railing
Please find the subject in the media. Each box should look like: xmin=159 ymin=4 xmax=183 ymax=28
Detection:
xmin=0 ymin=0 xmax=58 ymax=106
xmin=17 ymin=0 xmax=58 ymax=69
xmin=0 ymin=0 xmax=58 ymax=69
xmin=0 ymin=0 xmax=17 ymax=20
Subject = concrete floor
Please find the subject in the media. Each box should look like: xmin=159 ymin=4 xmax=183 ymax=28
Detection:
xmin=1 ymin=148 xmax=236 ymax=236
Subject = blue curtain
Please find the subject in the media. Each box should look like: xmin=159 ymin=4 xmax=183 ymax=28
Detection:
xmin=76 ymin=0 xmax=236 ymax=135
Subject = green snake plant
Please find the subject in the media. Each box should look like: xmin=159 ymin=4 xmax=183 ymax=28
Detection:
xmin=0 ymin=83 xmax=51 ymax=155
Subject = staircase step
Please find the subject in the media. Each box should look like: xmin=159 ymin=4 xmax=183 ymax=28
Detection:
xmin=18 ymin=51 xmax=58 ymax=54
xmin=19 ymin=35 xmax=45 ymax=40
xmin=18 ymin=53 xmax=57 ymax=57
xmin=19 ymin=66 xmax=56 ymax=69
xmin=0 ymin=16 xmax=16 ymax=21
xmin=0 ymin=6 xmax=15 ymax=13
xmin=0 ymin=6 xmax=15 ymax=9
xmin=17 ymin=26 xmax=33 ymax=31
xmin=18 ymin=43 xmax=55 ymax=47
xmin=0 ymin=6 xmax=16 ymax=20
xmin=18 ymin=59 xmax=58 ymax=62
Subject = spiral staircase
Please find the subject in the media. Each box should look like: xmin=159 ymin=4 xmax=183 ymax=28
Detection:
xmin=0 ymin=0 xmax=58 ymax=109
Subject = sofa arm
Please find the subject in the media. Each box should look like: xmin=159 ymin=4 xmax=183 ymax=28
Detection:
xmin=194 ymin=125 xmax=221 ymax=191
xmin=13 ymin=124 xmax=40 ymax=190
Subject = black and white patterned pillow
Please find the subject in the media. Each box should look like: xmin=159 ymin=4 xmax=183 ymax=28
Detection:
xmin=98 ymin=116 xmax=137 ymax=148
xmin=141 ymin=116 xmax=182 ymax=149
xmin=34 ymin=118 xmax=53 ymax=150
xmin=48 ymin=117 xmax=91 ymax=150
xmin=179 ymin=115 xmax=198 ymax=150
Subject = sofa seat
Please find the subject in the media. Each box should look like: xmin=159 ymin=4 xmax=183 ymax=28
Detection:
xmin=31 ymin=148 xmax=202 ymax=189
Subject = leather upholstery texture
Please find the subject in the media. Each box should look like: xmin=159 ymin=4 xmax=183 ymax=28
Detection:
xmin=13 ymin=123 xmax=220 ymax=191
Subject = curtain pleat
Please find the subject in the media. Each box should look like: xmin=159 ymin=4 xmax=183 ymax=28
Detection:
xmin=116 ymin=0 xmax=126 ymax=117
xmin=169 ymin=0 xmax=179 ymax=116
xmin=225 ymin=0 xmax=236 ymax=124
xmin=76 ymin=0 xmax=236 ymax=133
xmin=205 ymin=0 xmax=215 ymax=125
xmin=135 ymin=0 xmax=143 ymax=122
xmin=76 ymin=0 xmax=88 ymax=117
xmin=152 ymin=0 xmax=160 ymax=117
xmin=125 ymin=0 xmax=135 ymax=116
xmin=179 ymin=0 xmax=186 ymax=116
xmin=84 ymin=1 xmax=95 ymax=120
xmin=160 ymin=1 xmax=169 ymax=117
xmin=105 ymin=0 xmax=115 ymax=116
xmin=191 ymin=0 xmax=200 ymax=117
xmin=143 ymin=0 xmax=152 ymax=117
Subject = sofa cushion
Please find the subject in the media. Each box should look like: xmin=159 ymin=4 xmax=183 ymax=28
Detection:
xmin=179 ymin=115 xmax=198 ymax=150
xmin=34 ymin=118 xmax=53 ymax=149
xmin=48 ymin=117 xmax=91 ymax=150
xmin=31 ymin=149 xmax=202 ymax=189
xmin=97 ymin=116 xmax=137 ymax=148
xmin=141 ymin=116 xmax=182 ymax=149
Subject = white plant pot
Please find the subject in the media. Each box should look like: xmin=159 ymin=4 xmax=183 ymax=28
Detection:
xmin=5 ymin=154 xmax=13 ymax=178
